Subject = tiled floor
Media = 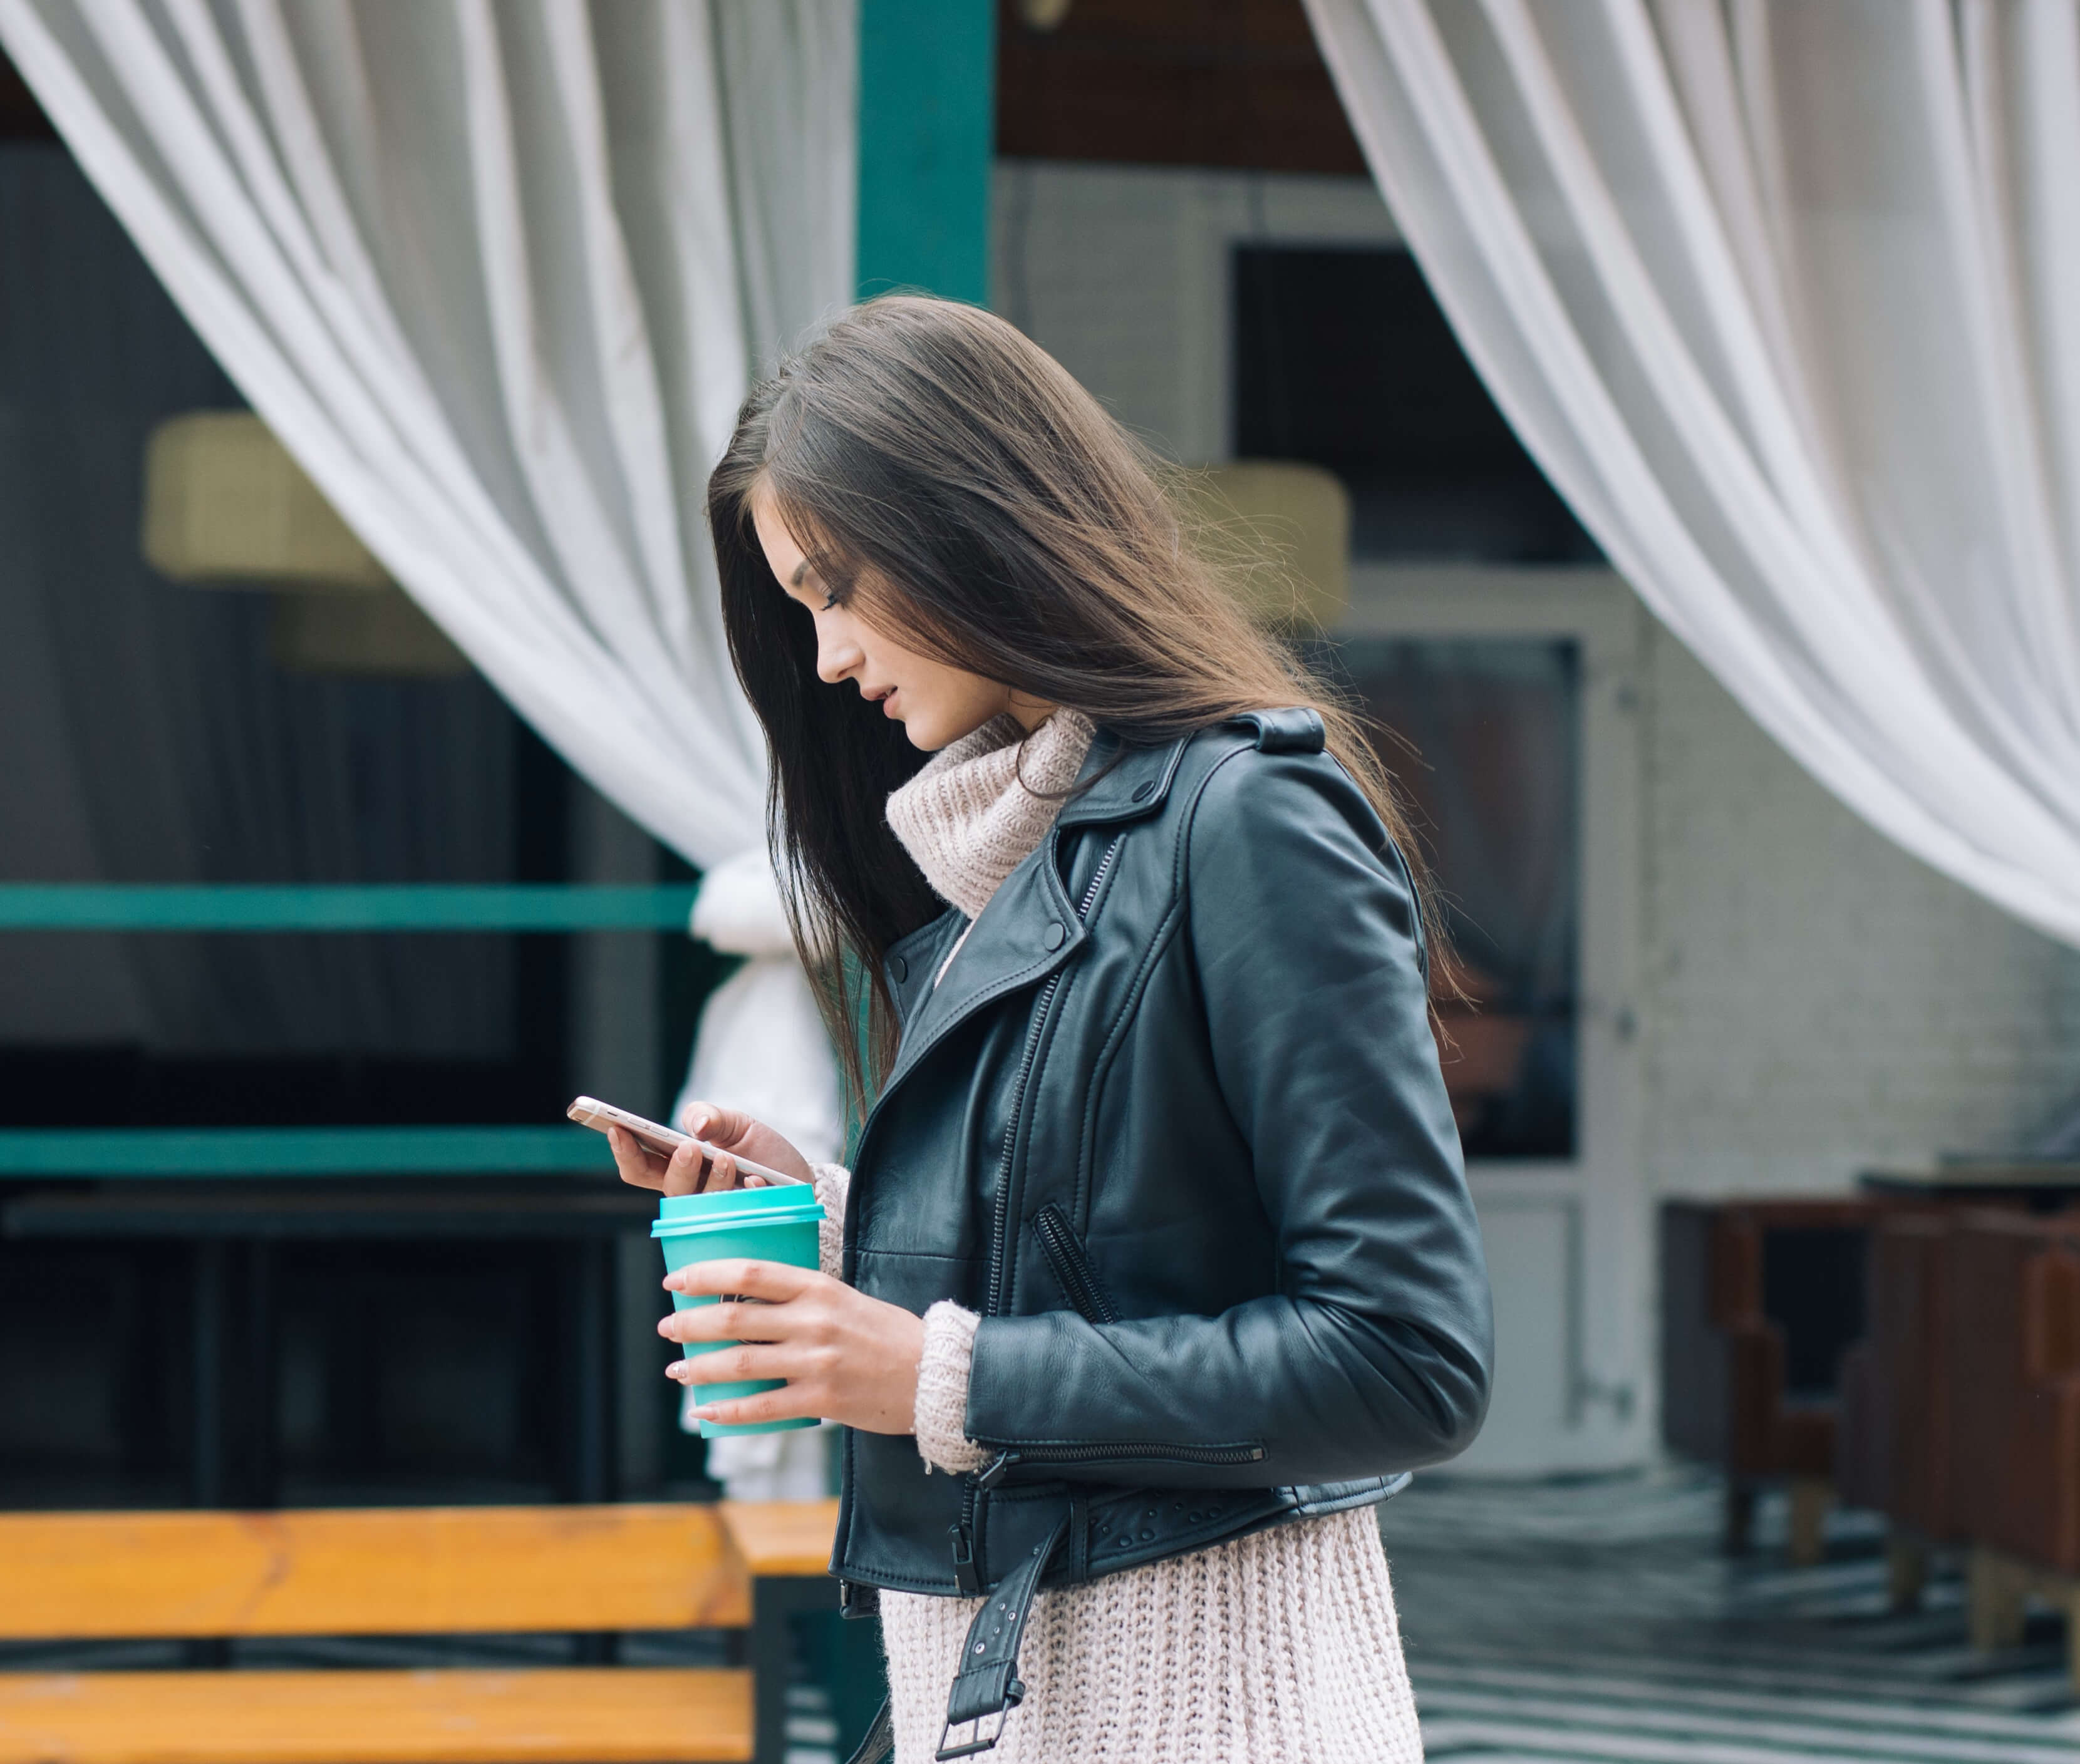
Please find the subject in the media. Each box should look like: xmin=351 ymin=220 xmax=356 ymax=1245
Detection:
xmin=1382 ymin=1468 xmax=2080 ymax=1762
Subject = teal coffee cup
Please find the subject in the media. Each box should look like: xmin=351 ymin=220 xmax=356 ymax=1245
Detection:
xmin=653 ymin=1184 xmax=825 ymax=1438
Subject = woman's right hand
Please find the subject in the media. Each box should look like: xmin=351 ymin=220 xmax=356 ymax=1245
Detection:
xmin=608 ymin=1101 xmax=817 ymax=1197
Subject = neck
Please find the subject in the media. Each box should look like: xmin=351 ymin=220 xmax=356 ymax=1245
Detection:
xmin=1005 ymin=695 xmax=1058 ymax=735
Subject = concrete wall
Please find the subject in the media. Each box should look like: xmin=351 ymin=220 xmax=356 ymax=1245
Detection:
xmin=995 ymin=160 xmax=2080 ymax=1199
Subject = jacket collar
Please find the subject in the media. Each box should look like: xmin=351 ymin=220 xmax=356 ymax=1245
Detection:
xmin=883 ymin=908 xmax=966 ymax=1027
xmin=1053 ymin=726 xmax=1193 ymax=829
xmin=871 ymin=728 xmax=1193 ymax=1101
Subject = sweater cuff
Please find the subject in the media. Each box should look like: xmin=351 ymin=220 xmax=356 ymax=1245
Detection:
xmin=811 ymin=1163 xmax=849 ymax=1282
xmin=914 ymin=1301 xmax=990 ymax=1474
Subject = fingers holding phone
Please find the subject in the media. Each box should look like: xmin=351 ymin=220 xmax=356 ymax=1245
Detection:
xmin=606 ymin=1124 xmax=745 ymax=1196
xmin=677 ymin=1101 xmax=817 ymax=1189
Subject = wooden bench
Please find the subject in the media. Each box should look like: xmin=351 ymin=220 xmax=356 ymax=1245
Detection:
xmin=0 ymin=1498 xmax=841 ymax=1764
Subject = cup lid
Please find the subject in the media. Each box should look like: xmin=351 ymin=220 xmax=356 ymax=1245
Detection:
xmin=650 ymin=1184 xmax=825 ymax=1236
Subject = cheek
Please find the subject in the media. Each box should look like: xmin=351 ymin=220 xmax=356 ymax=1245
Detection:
xmin=918 ymin=666 xmax=1009 ymax=740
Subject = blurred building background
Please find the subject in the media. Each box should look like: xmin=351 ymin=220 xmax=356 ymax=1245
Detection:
xmin=4 ymin=4 xmax=2080 ymax=1761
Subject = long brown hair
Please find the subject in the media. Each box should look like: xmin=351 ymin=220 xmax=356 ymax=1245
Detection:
xmin=708 ymin=295 xmax=1434 ymax=1115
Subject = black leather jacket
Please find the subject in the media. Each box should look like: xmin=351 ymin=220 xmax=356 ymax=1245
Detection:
xmin=834 ymin=710 xmax=1491 ymax=1619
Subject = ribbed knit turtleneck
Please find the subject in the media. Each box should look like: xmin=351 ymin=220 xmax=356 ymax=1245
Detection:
xmin=884 ymin=709 xmax=1097 ymax=921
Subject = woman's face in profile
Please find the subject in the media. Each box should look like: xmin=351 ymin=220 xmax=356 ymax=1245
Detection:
xmin=750 ymin=484 xmax=1044 ymax=752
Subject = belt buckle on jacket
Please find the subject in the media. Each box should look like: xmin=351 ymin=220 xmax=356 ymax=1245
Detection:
xmin=934 ymin=1513 xmax=1069 ymax=1760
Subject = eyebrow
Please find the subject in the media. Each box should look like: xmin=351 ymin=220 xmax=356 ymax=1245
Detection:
xmin=790 ymin=560 xmax=809 ymax=588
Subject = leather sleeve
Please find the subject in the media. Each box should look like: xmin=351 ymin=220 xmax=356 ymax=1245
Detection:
xmin=965 ymin=746 xmax=1494 ymax=1485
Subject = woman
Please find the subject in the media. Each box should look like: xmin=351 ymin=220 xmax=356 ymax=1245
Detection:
xmin=609 ymin=296 xmax=1492 ymax=1764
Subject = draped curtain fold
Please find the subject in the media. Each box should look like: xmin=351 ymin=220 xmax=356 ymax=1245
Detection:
xmin=1306 ymin=0 xmax=2080 ymax=948
xmin=0 ymin=0 xmax=854 ymax=1157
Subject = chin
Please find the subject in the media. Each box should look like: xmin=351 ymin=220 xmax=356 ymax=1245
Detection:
xmin=894 ymin=703 xmax=996 ymax=753
xmin=904 ymin=720 xmax=950 ymax=751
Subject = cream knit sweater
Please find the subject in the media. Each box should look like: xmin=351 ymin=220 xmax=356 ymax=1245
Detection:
xmin=817 ymin=708 xmax=1424 ymax=1764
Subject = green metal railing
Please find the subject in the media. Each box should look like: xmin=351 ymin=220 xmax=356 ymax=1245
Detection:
xmin=0 ymin=883 xmax=700 ymax=931
xmin=0 ymin=1125 xmax=609 ymax=1177
xmin=1 ymin=884 xmax=700 ymax=1177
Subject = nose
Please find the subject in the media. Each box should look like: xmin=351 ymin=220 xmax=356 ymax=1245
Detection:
xmin=815 ymin=628 xmax=862 ymax=687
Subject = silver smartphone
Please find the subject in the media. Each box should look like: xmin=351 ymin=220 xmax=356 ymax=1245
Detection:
xmin=566 ymin=1095 xmax=807 ymax=1185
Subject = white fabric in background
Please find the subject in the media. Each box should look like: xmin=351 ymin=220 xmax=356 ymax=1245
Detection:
xmin=1306 ymin=0 xmax=2080 ymax=947
xmin=680 ymin=848 xmax=844 ymax=1164
xmin=678 ymin=848 xmax=843 ymax=1495
xmin=0 ymin=4 xmax=857 ymax=1140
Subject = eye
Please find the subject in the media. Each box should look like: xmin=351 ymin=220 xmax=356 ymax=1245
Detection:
xmin=812 ymin=567 xmax=856 ymax=612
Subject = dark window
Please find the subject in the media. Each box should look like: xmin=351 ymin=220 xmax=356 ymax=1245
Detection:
xmin=1233 ymin=245 xmax=1601 ymax=562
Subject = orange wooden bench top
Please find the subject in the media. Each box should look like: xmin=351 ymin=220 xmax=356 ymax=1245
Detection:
xmin=0 ymin=1498 xmax=840 ymax=1763
xmin=0 ymin=1666 xmax=750 ymax=1764
xmin=717 ymin=1499 xmax=839 ymax=1579
xmin=0 ymin=1505 xmax=750 ymax=1639
xmin=0 ymin=1500 xmax=839 ymax=1641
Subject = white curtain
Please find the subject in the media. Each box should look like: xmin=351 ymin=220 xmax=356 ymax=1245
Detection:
xmin=1306 ymin=0 xmax=2080 ymax=948
xmin=0 ymin=0 xmax=854 ymax=1157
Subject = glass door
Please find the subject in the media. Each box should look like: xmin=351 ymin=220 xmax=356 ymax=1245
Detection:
xmin=1330 ymin=570 xmax=1648 ymax=1474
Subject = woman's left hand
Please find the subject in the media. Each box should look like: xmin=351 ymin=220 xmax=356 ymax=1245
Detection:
xmin=661 ymin=1259 xmax=924 ymax=1435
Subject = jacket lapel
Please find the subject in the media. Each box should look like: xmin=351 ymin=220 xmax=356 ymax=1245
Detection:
xmin=884 ymin=909 xmax=966 ymax=1029
xmin=879 ymin=847 xmax=1080 ymax=1096
xmin=869 ymin=728 xmax=1196 ymax=1108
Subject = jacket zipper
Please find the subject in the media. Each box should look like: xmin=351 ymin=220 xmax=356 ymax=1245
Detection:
xmin=1033 ymin=1202 xmax=1120 ymax=1326
xmin=951 ymin=833 xmax=1121 ymax=1593
xmin=982 ymin=834 xmax=1119 ymax=1317
xmin=976 ymin=1442 xmax=1266 ymax=1490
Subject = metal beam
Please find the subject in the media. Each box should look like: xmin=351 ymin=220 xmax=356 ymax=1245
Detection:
xmin=0 ymin=1125 xmax=613 ymax=1177
xmin=0 ymin=884 xmax=700 ymax=931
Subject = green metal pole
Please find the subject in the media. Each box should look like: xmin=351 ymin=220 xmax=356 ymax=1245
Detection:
xmin=856 ymin=0 xmax=996 ymax=304
xmin=842 ymin=0 xmax=997 ymax=1162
